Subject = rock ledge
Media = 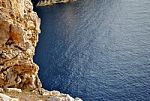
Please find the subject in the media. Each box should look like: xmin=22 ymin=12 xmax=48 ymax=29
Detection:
xmin=0 ymin=88 xmax=82 ymax=101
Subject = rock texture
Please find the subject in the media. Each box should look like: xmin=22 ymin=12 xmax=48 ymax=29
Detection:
xmin=37 ymin=0 xmax=76 ymax=6
xmin=0 ymin=0 xmax=82 ymax=101
xmin=0 ymin=0 xmax=42 ymax=91
xmin=0 ymin=93 xmax=18 ymax=101
xmin=0 ymin=89 xmax=82 ymax=101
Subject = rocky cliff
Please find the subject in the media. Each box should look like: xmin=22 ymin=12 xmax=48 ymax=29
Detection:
xmin=0 ymin=0 xmax=82 ymax=100
xmin=0 ymin=0 xmax=41 ymax=91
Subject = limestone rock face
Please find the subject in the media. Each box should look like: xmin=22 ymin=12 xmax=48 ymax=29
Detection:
xmin=0 ymin=0 xmax=42 ymax=91
xmin=0 ymin=90 xmax=82 ymax=101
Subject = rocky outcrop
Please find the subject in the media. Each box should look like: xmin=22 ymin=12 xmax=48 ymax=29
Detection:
xmin=0 ymin=0 xmax=42 ymax=91
xmin=37 ymin=0 xmax=76 ymax=6
xmin=0 ymin=89 xmax=82 ymax=101
xmin=0 ymin=0 xmax=82 ymax=101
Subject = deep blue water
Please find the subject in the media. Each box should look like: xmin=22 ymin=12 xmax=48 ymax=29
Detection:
xmin=33 ymin=0 xmax=150 ymax=101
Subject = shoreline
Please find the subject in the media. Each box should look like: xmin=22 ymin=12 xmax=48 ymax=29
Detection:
xmin=0 ymin=0 xmax=82 ymax=100
xmin=37 ymin=0 xmax=77 ymax=7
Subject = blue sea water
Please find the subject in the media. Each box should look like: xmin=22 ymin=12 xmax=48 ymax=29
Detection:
xmin=33 ymin=0 xmax=150 ymax=101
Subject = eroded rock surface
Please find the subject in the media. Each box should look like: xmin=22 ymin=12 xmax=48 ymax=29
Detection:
xmin=0 ymin=0 xmax=41 ymax=91
xmin=0 ymin=90 xmax=82 ymax=101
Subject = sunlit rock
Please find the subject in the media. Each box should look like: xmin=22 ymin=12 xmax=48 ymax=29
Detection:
xmin=0 ymin=0 xmax=41 ymax=91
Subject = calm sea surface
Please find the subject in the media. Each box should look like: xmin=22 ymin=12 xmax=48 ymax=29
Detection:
xmin=33 ymin=0 xmax=150 ymax=100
